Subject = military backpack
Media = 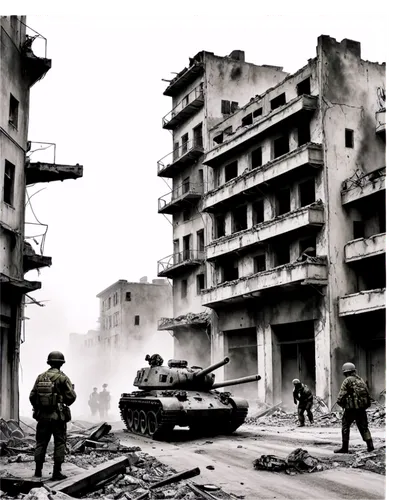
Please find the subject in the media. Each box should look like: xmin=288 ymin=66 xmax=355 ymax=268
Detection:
xmin=35 ymin=372 xmax=61 ymax=410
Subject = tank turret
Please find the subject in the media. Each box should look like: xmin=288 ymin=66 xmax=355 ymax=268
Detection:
xmin=119 ymin=354 xmax=260 ymax=440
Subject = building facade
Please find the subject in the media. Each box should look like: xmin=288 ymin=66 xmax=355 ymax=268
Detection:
xmin=159 ymin=36 xmax=385 ymax=406
xmin=0 ymin=16 xmax=83 ymax=419
xmin=157 ymin=50 xmax=288 ymax=367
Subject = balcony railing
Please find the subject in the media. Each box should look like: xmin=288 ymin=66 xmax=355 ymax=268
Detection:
xmin=158 ymin=182 xmax=204 ymax=214
xmin=157 ymin=139 xmax=204 ymax=177
xmin=341 ymin=167 xmax=386 ymax=205
xmin=157 ymin=250 xmax=205 ymax=277
xmin=162 ymin=84 xmax=205 ymax=130
xmin=344 ymin=233 xmax=386 ymax=263
xmin=338 ymin=288 xmax=386 ymax=317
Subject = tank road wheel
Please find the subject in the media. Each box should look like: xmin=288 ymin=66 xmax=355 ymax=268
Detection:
xmin=147 ymin=411 xmax=159 ymax=437
xmin=124 ymin=407 xmax=135 ymax=431
xmin=139 ymin=410 xmax=148 ymax=434
xmin=133 ymin=410 xmax=140 ymax=432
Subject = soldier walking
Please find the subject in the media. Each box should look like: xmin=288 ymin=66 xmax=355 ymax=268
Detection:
xmin=98 ymin=383 xmax=111 ymax=419
xmin=334 ymin=362 xmax=374 ymax=453
xmin=88 ymin=387 xmax=99 ymax=418
xmin=29 ymin=351 xmax=76 ymax=480
xmin=293 ymin=379 xmax=314 ymax=426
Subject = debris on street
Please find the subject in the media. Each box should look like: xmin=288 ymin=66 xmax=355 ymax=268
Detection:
xmin=253 ymin=448 xmax=325 ymax=475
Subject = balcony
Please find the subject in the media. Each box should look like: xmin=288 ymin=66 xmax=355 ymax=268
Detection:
xmin=201 ymin=259 xmax=327 ymax=307
xmin=341 ymin=167 xmax=386 ymax=206
xmin=23 ymin=241 xmax=52 ymax=273
xmin=344 ymin=233 xmax=386 ymax=263
xmin=162 ymin=84 xmax=204 ymax=130
xmin=158 ymin=182 xmax=203 ymax=214
xmin=20 ymin=23 xmax=52 ymax=87
xmin=338 ymin=288 xmax=386 ymax=317
xmin=204 ymin=95 xmax=318 ymax=166
xmin=376 ymin=110 xmax=386 ymax=136
xmin=207 ymin=202 xmax=324 ymax=261
xmin=203 ymin=143 xmax=323 ymax=213
xmin=157 ymin=250 xmax=205 ymax=278
xmin=158 ymin=311 xmax=210 ymax=331
xmin=0 ymin=273 xmax=41 ymax=294
xmin=25 ymin=161 xmax=83 ymax=185
xmin=163 ymin=61 xmax=205 ymax=97
xmin=157 ymin=140 xmax=204 ymax=178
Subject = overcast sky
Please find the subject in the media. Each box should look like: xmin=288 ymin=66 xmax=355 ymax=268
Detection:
xmin=6 ymin=3 xmax=387 ymax=392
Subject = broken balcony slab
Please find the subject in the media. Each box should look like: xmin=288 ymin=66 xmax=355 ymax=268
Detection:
xmin=163 ymin=62 xmax=204 ymax=97
xmin=201 ymin=260 xmax=327 ymax=307
xmin=204 ymin=95 xmax=318 ymax=166
xmin=23 ymin=242 xmax=52 ymax=273
xmin=206 ymin=203 xmax=324 ymax=260
xmin=344 ymin=233 xmax=386 ymax=263
xmin=162 ymin=84 xmax=204 ymax=130
xmin=338 ymin=288 xmax=386 ymax=317
xmin=158 ymin=183 xmax=203 ymax=214
xmin=157 ymin=142 xmax=204 ymax=177
xmin=202 ymin=143 xmax=323 ymax=213
xmin=158 ymin=311 xmax=210 ymax=331
xmin=341 ymin=168 xmax=385 ymax=205
xmin=157 ymin=250 xmax=205 ymax=278
xmin=0 ymin=273 xmax=41 ymax=294
xmin=22 ymin=54 xmax=52 ymax=87
xmin=25 ymin=162 xmax=83 ymax=185
xmin=375 ymin=110 xmax=386 ymax=136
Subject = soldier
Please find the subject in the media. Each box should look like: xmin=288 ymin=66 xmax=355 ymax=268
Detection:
xmin=88 ymin=387 xmax=99 ymax=418
xmin=334 ymin=362 xmax=374 ymax=453
xmin=293 ymin=379 xmax=314 ymax=426
xmin=145 ymin=353 xmax=164 ymax=367
xmin=98 ymin=383 xmax=111 ymax=419
xmin=29 ymin=351 xmax=76 ymax=480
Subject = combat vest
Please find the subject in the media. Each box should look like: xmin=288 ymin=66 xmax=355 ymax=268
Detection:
xmin=341 ymin=375 xmax=371 ymax=409
xmin=35 ymin=371 xmax=62 ymax=410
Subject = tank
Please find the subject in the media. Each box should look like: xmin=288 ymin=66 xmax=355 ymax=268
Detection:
xmin=119 ymin=355 xmax=261 ymax=440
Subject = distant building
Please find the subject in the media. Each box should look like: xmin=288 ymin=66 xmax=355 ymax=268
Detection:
xmin=0 ymin=16 xmax=83 ymax=419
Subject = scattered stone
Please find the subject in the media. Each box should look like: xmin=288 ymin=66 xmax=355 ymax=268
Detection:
xmin=206 ymin=465 xmax=215 ymax=470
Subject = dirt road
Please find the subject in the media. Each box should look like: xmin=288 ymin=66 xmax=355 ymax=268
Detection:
xmin=115 ymin=423 xmax=385 ymax=500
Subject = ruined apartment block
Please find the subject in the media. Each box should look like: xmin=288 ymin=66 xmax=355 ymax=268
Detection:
xmin=0 ymin=16 xmax=83 ymax=419
xmin=157 ymin=50 xmax=288 ymax=366
xmin=198 ymin=36 xmax=385 ymax=406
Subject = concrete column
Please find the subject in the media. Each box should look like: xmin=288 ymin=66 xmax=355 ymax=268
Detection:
xmin=247 ymin=202 xmax=253 ymax=229
xmin=256 ymin=324 xmax=267 ymax=401
xmin=290 ymin=183 xmax=299 ymax=211
xmin=314 ymin=295 xmax=331 ymax=405
xmin=225 ymin=213 xmax=232 ymax=236
xmin=263 ymin=324 xmax=281 ymax=405
xmin=210 ymin=313 xmax=225 ymax=384
xmin=289 ymin=128 xmax=298 ymax=150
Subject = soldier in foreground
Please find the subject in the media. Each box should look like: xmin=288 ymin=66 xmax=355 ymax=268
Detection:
xmin=293 ymin=379 xmax=314 ymax=426
xmin=334 ymin=362 xmax=373 ymax=453
xmin=88 ymin=387 xmax=99 ymax=418
xmin=29 ymin=351 xmax=76 ymax=480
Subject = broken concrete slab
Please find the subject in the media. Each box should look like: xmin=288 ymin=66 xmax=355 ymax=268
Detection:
xmin=0 ymin=477 xmax=43 ymax=495
xmin=148 ymin=467 xmax=200 ymax=490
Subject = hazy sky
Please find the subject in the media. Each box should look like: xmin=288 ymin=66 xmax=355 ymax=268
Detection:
xmin=12 ymin=6 xmax=387 ymax=389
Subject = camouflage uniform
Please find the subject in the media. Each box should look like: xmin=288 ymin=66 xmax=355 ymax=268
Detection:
xmin=293 ymin=384 xmax=314 ymax=425
xmin=29 ymin=368 xmax=76 ymax=466
xmin=336 ymin=374 xmax=372 ymax=443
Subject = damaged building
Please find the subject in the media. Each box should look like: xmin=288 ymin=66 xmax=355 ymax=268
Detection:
xmin=159 ymin=36 xmax=385 ymax=406
xmin=0 ymin=16 xmax=83 ymax=419
xmin=157 ymin=50 xmax=288 ymax=367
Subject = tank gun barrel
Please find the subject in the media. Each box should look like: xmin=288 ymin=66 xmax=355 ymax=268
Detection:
xmin=194 ymin=357 xmax=230 ymax=378
xmin=212 ymin=374 xmax=261 ymax=389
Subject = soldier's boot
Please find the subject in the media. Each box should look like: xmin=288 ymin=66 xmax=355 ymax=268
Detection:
xmin=34 ymin=461 xmax=43 ymax=477
xmin=52 ymin=462 xmax=67 ymax=481
xmin=366 ymin=439 xmax=374 ymax=452
xmin=334 ymin=439 xmax=349 ymax=453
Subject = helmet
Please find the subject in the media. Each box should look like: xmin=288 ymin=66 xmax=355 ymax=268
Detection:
xmin=47 ymin=351 xmax=65 ymax=364
xmin=292 ymin=379 xmax=301 ymax=385
xmin=342 ymin=362 xmax=356 ymax=373
xmin=93 ymin=387 xmax=98 ymax=391
xmin=102 ymin=383 xmax=108 ymax=388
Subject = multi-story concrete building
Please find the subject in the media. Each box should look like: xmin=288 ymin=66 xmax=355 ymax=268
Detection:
xmin=199 ymin=36 xmax=385 ymax=405
xmin=0 ymin=16 xmax=83 ymax=418
xmin=157 ymin=50 xmax=288 ymax=366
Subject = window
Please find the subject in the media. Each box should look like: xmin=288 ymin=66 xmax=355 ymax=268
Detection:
xmin=193 ymin=123 xmax=203 ymax=148
xmin=221 ymin=259 xmax=239 ymax=283
xmin=9 ymin=94 xmax=19 ymax=128
xmin=242 ymin=113 xmax=253 ymax=126
xmin=275 ymin=242 xmax=291 ymax=266
xmin=298 ymin=122 xmax=310 ymax=146
xmin=3 ymin=160 xmax=15 ymax=207
xmin=297 ymin=77 xmax=311 ymax=96
xmin=213 ymin=133 xmax=223 ymax=144
xmin=215 ymin=214 xmax=225 ymax=238
xmin=182 ymin=133 xmax=189 ymax=154
xmin=253 ymin=107 xmax=262 ymax=118
xmin=125 ymin=291 xmax=131 ymax=301
xmin=173 ymin=141 xmax=180 ymax=161
xmin=273 ymin=134 xmax=289 ymax=159
xmin=115 ymin=311 xmax=120 ymax=326
xmin=183 ymin=234 xmax=191 ymax=260
xmin=108 ymin=297 xmax=111 ymax=309
xmin=181 ymin=280 xmax=188 ymax=298
xmin=353 ymin=221 xmax=365 ymax=239
xmin=223 ymin=126 xmax=233 ymax=135
xmin=254 ymin=254 xmax=266 ymax=273
xmin=134 ymin=315 xmax=140 ymax=326
xmin=251 ymin=147 xmax=262 ymax=169
xmin=299 ymin=179 xmax=315 ymax=207
xmin=196 ymin=274 xmax=205 ymax=294
xmin=345 ymin=129 xmax=354 ymax=148
xmin=252 ymin=200 xmax=264 ymax=225
xmin=197 ymin=229 xmax=204 ymax=252
xmin=182 ymin=176 xmax=190 ymax=193
xmin=225 ymin=161 xmax=238 ymax=182
xmin=182 ymin=94 xmax=189 ymax=107
xmin=276 ymin=187 xmax=291 ymax=216
xmin=198 ymin=169 xmax=204 ymax=187
xmin=299 ymin=237 xmax=316 ymax=256
xmin=183 ymin=208 xmax=191 ymax=221
xmin=270 ymin=93 xmax=286 ymax=110
xmin=231 ymin=101 xmax=239 ymax=113
xmin=232 ymin=205 xmax=248 ymax=233
xmin=221 ymin=100 xmax=231 ymax=114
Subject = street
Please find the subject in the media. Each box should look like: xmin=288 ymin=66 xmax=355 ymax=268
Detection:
xmin=116 ymin=422 xmax=386 ymax=500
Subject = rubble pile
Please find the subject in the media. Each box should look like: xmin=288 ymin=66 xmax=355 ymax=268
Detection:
xmin=158 ymin=312 xmax=210 ymax=330
xmin=0 ymin=419 xmax=36 ymax=456
xmin=253 ymin=448 xmax=326 ymax=475
xmin=350 ymin=446 xmax=386 ymax=475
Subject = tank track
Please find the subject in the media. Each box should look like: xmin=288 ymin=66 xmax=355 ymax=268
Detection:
xmin=119 ymin=397 xmax=180 ymax=440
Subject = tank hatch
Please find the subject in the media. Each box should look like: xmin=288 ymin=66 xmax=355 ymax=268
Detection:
xmin=167 ymin=359 xmax=188 ymax=368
